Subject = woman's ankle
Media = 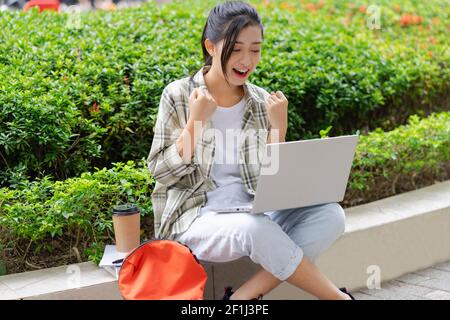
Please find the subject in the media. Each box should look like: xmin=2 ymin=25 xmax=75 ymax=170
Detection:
xmin=229 ymin=292 xmax=246 ymax=300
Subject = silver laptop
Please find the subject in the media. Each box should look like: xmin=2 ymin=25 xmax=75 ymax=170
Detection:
xmin=212 ymin=134 xmax=359 ymax=214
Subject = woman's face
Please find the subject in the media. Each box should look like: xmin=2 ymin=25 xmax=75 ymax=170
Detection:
xmin=208 ymin=25 xmax=262 ymax=86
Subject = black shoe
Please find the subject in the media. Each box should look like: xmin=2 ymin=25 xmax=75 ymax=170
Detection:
xmin=222 ymin=286 xmax=264 ymax=300
xmin=339 ymin=287 xmax=356 ymax=300
xmin=253 ymin=293 xmax=264 ymax=300
xmin=222 ymin=286 xmax=234 ymax=300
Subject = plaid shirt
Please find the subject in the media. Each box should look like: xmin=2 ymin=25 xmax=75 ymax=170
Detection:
xmin=147 ymin=66 xmax=271 ymax=240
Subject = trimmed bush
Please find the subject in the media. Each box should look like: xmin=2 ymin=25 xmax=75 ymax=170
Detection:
xmin=344 ymin=111 xmax=450 ymax=206
xmin=0 ymin=0 xmax=448 ymax=186
xmin=0 ymin=160 xmax=154 ymax=270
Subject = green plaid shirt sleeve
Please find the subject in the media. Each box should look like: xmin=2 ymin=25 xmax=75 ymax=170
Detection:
xmin=147 ymin=85 xmax=197 ymax=187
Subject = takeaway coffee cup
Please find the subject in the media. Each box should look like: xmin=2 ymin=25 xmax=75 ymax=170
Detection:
xmin=112 ymin=204 xmax=141 ymax=254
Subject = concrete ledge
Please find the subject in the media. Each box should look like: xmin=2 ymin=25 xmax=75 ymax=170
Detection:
xmin=0 ymin=262 xmax=119 ymax=300
xmin=1 ymin=180 xmax=449 ymax=300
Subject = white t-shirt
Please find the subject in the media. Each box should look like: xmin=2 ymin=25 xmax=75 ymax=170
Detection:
xmin=200 ymin=97 xmax=253 ymax=214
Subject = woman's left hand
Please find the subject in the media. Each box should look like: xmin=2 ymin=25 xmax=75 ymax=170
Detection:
xmin=265 ymin=91 xmax=288 ymax=138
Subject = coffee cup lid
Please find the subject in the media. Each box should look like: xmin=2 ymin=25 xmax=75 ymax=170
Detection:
xmin=112 ymin=204 xmax=139 ymax=216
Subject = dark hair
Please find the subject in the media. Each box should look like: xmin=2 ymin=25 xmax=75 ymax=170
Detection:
xmin=189 ymin=1 xmax=264 ymax=85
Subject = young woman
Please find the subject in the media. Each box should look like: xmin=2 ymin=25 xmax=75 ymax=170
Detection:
xmin=147 ymin=1 xmax=354 ymax=300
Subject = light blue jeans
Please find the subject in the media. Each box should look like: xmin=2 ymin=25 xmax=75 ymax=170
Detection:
xmin=174 ymin=202 xmax=346 ymax=281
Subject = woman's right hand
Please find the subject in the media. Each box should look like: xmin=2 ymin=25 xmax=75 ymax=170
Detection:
xmin=188 ymin=88 xmax=218 ymax=126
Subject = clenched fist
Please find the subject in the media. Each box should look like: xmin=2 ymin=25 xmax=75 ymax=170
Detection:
xmin=176 ymin=88 xmax=217 ymax=163
xmin=188 ymin=87 xmax=218 ymax=126
xmin=265 ymin=90 xmax=288 ymax=138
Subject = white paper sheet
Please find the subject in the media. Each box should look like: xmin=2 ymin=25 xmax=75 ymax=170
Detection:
xmin=99 ymin=245 xmax=127 ymax=279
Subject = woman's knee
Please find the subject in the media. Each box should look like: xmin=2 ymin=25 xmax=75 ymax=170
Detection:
xmin=297 ymin=203 xmax=345 ymax=261
xmin=322 ymin=202 xmax=346 ymax=237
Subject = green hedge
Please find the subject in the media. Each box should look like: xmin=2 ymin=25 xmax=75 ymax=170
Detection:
xmin=0 ymin=110 xmax=448 ymax=268
xmin=345 ymin=111 xmax=449 ymax=206
xmin=352 ymin=112 xmax=449 ymax=189
xmin=0 ymin=0 xmax=448 ymax=187
xmin=0 ymin=161 xmax=154 ymax=265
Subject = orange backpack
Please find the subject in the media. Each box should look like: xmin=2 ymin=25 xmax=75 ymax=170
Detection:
xmin=117 ymin=239 xmax=207 ymax=300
